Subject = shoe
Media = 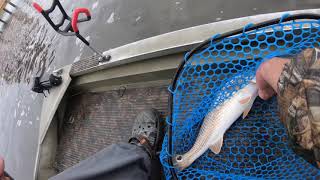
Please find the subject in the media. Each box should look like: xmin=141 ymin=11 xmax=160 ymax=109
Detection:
xmin=129 ymin=109 xmax=163 ymax=158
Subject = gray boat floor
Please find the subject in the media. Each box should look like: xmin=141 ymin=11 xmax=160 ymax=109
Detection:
xmin=55 ymin=85 xmax=168 ymax=173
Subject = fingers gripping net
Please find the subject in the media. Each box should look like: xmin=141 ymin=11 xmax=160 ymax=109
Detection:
xmin=161 ymin=16 xmax=320 ymax=179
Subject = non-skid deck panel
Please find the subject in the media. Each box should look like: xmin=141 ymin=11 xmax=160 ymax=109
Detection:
xmin=70 ymin=54 xmax=100 ymax=77
xmin=55 ymin=86 xmax=168 ymax=172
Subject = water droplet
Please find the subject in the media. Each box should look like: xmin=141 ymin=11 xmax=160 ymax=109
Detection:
xmin=17 ymin=120 xmax=22 ymax=127
xmin=135 ymin=16 xmax=141 ymax=22
xmin=107 ymin=12 xmax=115 ymax=24
xmin=21 ymin=110 xmax=25 ymax=117
xmin=74 ymin=56 xmax=81 ymax=63
xmin=75 ymin=38 xmax=81 ymax=46
xmin=92 ymin=1 xmax=99 ymax=10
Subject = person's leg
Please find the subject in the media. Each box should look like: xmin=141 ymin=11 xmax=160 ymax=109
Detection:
xmin=50 ymin=143 xmax=151 ymax=180
xmin=50 ymin=109 xmax=163 ymax=180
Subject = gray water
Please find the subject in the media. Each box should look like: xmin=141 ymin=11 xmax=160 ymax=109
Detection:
xmin=0 ymin=0 xmax=318 ymax=179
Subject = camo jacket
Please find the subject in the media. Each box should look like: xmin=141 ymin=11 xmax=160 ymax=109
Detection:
xmin=278 ymin=48 xmax=320 ymax=168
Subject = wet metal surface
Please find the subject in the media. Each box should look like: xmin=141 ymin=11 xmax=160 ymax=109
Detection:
xmin=0 ymin=0 xmax=318 ymax=179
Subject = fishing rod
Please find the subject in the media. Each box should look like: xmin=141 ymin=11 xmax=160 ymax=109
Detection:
xmin=32 ymin=0 xmax=110 ymax=63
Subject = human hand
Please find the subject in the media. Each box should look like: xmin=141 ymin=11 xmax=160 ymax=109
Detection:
xmin=256 ymin=57 xmax=290 ymax=100
xmin=0 ymin=157 xmax=10 ymax=180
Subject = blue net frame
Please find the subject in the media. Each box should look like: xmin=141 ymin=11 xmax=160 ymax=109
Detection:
xmin=160 ymin=13 xmax=320 ymax=179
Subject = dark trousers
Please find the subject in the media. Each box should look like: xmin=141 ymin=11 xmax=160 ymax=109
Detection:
xmin=50 ymin=143 xmax=151 ymax=180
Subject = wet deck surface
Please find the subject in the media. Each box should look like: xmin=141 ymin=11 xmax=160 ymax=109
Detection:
xmin=55 ymin=86 xmax=168 ymax=172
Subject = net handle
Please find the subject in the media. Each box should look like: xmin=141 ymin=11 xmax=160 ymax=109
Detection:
xmin=166 ymin=13 xmax=320 ymax=180
xmin=32 ymin=1 xmax=91 ymax=36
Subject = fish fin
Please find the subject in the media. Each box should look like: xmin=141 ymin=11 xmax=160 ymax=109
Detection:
xmin=242 ymin=107 xmax=251 ymax=119
xmin=209 ymin=137 xmax=223 ymax=154
xmin=242 ymin=102 xmax=254 ymax=119
xmin=239 ymin=96 xmax=251 ymax=104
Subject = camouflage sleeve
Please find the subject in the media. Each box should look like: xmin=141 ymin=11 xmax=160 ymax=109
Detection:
xmin=277 ymin=48 xmax=320 ymax=168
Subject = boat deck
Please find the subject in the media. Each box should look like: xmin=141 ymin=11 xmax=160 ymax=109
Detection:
xmin=36 ymin=9 xmax=320 ymax=179
xmin=54 ymin=85 xmax=169 ymax=174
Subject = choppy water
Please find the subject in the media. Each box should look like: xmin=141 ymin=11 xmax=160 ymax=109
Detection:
xmin=0 ymin=1 xmax=55 ymax=179
xmin=0 ymin=0 xmax=318 ymax=179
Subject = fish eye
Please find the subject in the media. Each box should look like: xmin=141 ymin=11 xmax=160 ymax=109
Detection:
xmin=176 ymin=155 xmax=183 ymax=161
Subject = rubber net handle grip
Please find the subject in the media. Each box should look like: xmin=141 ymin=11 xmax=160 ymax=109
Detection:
xmin=72 ymin=8 xmax=91 ymax=33
xmin=32 ymin=2 xmax=44 ymax=13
